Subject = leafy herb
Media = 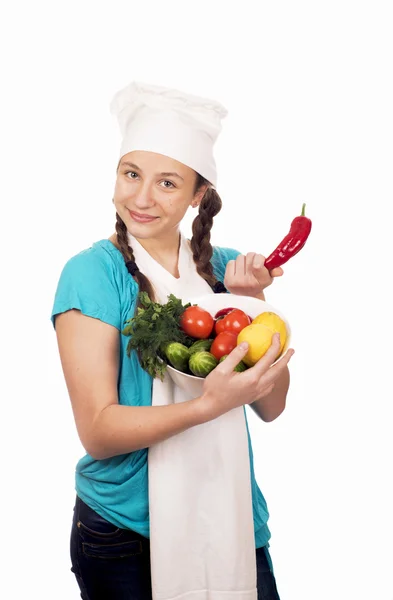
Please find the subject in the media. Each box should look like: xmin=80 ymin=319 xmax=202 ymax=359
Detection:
xmin=122 ymin=292 xmax=192 ymax=380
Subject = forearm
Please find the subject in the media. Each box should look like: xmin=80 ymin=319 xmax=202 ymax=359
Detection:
xmin=250 ymin=366 xmax=290 ymax=422
xmin=86 ymin=399 xmax=205 ymax=460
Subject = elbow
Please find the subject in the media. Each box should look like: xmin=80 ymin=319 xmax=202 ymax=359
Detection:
xmin=81 ymin=437 xmax=108 ymax=461
xmin=261 ymin=401 xmax=286 ymax=422
xmin=253 ymin=390 xmax=287 ymax=422
xmin=85 ymin=446 xmax=108 ymax=461
xmin=81 ymin=405 xmax=118 ymax=461
xmin=80 ymin=426 xmax=113 ymax=461
xmin=82 ymin=428 xmax=119 ymax=460
xmin=83 ymin=439 xmax=120 ymax=461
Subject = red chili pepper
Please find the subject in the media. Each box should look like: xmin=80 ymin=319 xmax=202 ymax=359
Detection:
xmin=264 ymin=203 xmax=312 ymax=270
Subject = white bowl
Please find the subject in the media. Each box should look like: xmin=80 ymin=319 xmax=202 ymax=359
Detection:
xmin=166 ymin=293 xmax=291 ymax=397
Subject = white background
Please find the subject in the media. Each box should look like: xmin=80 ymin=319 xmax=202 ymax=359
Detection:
xmin=1 ymin=1 xmax=393 ymax=598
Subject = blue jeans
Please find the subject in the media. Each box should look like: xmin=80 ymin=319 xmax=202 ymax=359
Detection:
xmin=71 ymin=496 xmax=280 ymax=599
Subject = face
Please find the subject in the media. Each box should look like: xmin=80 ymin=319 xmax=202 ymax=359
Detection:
xmin=113 ymin=151 xmax=207 ymax=241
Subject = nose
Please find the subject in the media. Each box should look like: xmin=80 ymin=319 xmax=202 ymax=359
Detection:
xmin=134 ymin=181 xmax=156 ymax=209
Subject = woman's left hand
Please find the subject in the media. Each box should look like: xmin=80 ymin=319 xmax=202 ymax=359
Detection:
xmin=224 ymin=253 xmax=283 ymax=297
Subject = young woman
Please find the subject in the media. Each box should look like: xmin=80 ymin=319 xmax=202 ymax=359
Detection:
xmin=51 ymin=81 xmax=294 ymax=600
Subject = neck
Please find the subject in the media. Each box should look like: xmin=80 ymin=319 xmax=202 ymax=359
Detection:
xmin=130 ymin=228 xmax=183 ymax=278
xmin=109 ymin=228 xmax=184 ymax=278
xmin=133 ymin=229 xmax=181 ymax=259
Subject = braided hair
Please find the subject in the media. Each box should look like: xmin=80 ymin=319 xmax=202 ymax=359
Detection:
xmin=115 ymin=173 xmax=226 ymax=302
xmin=190 ymin=174 xmax=223 ymax=289
xmin=115 ymin=212 xmax=157 ymax=300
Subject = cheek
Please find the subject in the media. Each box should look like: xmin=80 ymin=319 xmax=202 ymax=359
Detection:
xmin=163 ymin=198 xmax=190 ymax=219
xmin=114 ymin=178 xmax=131 ymax=202
xmin=165 ymin=191 xmax=192 ymax=213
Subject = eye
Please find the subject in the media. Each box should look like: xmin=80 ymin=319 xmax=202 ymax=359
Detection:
xmin=125 ymin=171 xmax=139 ymax=179
xmin=160 ymin=180 xmax=175 ymax=189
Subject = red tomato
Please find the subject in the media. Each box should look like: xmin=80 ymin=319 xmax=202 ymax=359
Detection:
xmin=180 ymin=306 xmax=214 ymax=339
xmin=214 ymin=317 xmax=226 ymax=336
xmin=220 ymin=309 xmax=251 ymax=335
xmin=210 ymin=331 xmax=238 ymax=360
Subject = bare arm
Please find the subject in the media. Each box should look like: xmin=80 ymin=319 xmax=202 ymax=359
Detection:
xmin=221 ymin=252 xmax=291 ymax=422
xmin=250 ymin=365 xmax=290 ymax=422
xmin=248 ymin=283 xmax=291 ymax=421
xmin=55 ymin=310 xmax=293 ymax=459
xmin=55 ymin=309 xmax=205 ymax=460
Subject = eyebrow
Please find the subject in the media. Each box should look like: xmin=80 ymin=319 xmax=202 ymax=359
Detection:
xmin=120 ymin=161 xmax=184 ymax=181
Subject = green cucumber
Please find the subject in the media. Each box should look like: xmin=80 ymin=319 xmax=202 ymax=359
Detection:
xmin=189 ymin=351 xmax=218 ymax=378
xmin=165 ymin=342 xmax=191 ymax=373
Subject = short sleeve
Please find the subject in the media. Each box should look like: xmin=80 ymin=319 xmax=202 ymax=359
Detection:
xmin=50 ymin=248 xmax=122 ymax=330
xmin=211 ymin=246 xmax=241 ymax=282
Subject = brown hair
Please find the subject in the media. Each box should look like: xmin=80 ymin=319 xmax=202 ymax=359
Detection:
xmin=190 ymin=174 xmax=222 ymax=287
xmin=115 ymin=173 xmax=223 ymax=302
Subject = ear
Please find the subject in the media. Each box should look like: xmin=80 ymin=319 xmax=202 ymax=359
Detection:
xmin=191 ymin=184 xmax=209 ymax=208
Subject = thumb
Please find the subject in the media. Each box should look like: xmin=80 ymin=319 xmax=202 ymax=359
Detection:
xmin=270 ymin=267 xmax=284 ymax=277
xmin=218 ymin=342 xmax=249 ymax=374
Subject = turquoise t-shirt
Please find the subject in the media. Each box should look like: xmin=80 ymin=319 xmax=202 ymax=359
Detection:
xmin=51 ymin=239 xmax=271 ymax=549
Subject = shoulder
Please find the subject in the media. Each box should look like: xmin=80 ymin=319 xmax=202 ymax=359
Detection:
xmin=59 ymin=239 xmax=124 ymax=280
xmin=51 ymin=240 xmax=137 ymax=330
xmin=211 ymin=245 xmax=241 ymax=280
xmin=212 ymin=246 xmax=241 ymax=263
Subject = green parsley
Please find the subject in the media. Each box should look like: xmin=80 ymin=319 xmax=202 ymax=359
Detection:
xmin=122 ymin=292 xmax=192 ymax=380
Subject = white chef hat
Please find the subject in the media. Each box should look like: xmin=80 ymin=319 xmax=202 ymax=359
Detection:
xmin=110 ymin=81 xmax=228 ymax=187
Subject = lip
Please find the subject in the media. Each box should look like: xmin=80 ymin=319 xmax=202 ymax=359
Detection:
xmin=129 ymin=210 xmax=158 ymax=223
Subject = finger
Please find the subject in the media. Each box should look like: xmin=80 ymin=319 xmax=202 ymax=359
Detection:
xmin=258 ymin=348 xmax=295 ymax=387
xmin=235 ymin=253 xmax=246 ymax=275
xmin=252 ymin=254 xmax=272 ymax=284
xmin=225 ymin=259 xmax=236 ymax=279
xmin=270 ymin=267 xmax=284 ymax=277
xmin=252 ymin=253 xmax=265 ymax=270
xmin=249 ymin=333 xmax=282 ymax=374
xmin=272 ymin=347 xmax=295 ymax=370
xmin=246 ymin=252 xmax=257 ymax=272
xmin=217 ymin=341 xmax=250 ymax=375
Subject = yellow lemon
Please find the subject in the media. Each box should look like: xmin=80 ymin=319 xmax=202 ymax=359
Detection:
xmin=237 ymin=323 xmax=277 ymax=367
xmin=252 ymin=311 xmax=287 ymax=355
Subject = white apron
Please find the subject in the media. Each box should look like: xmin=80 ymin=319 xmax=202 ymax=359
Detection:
xmin=128 ymin=232 xmax=257 ymax=600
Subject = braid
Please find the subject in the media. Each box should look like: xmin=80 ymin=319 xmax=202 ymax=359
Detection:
xmin=190 ymin=180 xmax=222 ymax=287
xmin=115 ymin=212 xmax=156 ymax=302
xmin=115 ymin=212 xmax=133 ymax=261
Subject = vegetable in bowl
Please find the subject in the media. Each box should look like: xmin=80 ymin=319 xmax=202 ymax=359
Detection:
xmin=122 ymin=292 xmax=291 ymax=386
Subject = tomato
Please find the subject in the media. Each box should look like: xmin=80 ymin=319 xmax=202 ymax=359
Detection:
xmin=180 ymin=306 xmax=214 ymax=339
xmin=210 ymin=331 xmax=238 ymax=360
xmin=214 ymin=316 xmax=227 ymax=336
xmin=219 ymin=309 xmax=251 ymax=335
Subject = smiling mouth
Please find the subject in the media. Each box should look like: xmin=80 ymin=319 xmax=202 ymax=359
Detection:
xmin=128 ymin=210 xmax=159 ymax=223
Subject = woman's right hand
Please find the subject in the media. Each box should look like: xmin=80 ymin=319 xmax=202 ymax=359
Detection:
xmin=198 ymin=334 xmax=294 ymax=422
